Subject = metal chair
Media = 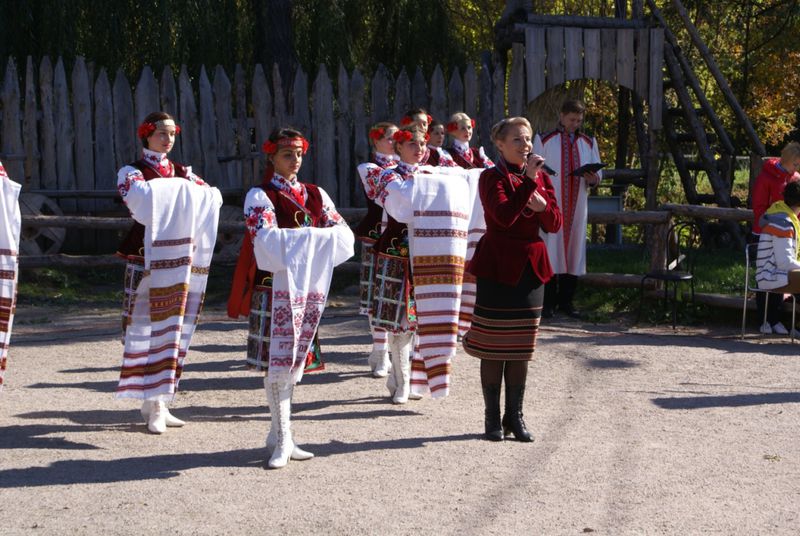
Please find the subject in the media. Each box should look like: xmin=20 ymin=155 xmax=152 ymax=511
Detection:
xmin=741 ymin=242 xmax=797 ymax=342
xmin=638 ymin=221 xmax=700 ymax=329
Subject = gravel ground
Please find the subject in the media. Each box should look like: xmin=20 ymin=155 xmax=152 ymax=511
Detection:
xmin=2 ymin=293 xmax=800 ymax=535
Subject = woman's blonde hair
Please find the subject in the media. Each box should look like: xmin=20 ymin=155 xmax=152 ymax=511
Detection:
xmin=448 ymin=112 xmax=472 ymax=127
xmin=490 ymin=117 xmax=532 ymax=142
xmin=368 ymin=121 xmax=397 ymax=148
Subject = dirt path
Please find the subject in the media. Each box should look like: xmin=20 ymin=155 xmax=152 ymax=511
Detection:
xmin=2 ymin=296 xmax=799 ymax=535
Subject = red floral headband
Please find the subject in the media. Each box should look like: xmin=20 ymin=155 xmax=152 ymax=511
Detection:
xmin=400 ymin=114 xmax=433 ymax=126
xmin=393 ymin=130 xmax=429 ymax=143
xmin=446 ymin=118 xmax=476 ymax=132
xmin=369 ymin=127 xmax=385 ymax=141
xmin=262 ymin=136 xmax=310 ymax=155
xmin=137 ymin=120 xmax=181 ymax=139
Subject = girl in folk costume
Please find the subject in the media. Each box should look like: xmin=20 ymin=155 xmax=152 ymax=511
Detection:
xmin=533 ymin=99 xmax=602 ymax=319
xmin=424 ymin=119 xmax=458 ymax=168
xmin=228 ymin=128 xmax=354 ymax=469
xmin=116 ymin=112 xmax=222 ymax=434
xmin=355 ymin=122 xmax=398 ymax=378
xmin=464 ymin=117 xmax=562 ymax=442
xmin=358 ymin=125 xmax=431 ymax=404
xmin=401 ymin=108 xmax=433 ymax=166
xmin=0 ymin=161 xmax=21 ymax=388
xmin=400 ymin=107 xmax=432 ymax=132
xmin=447 ymin=112 xmax=494 ymax=170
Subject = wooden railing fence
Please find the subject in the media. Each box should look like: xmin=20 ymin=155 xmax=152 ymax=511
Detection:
xmin=0 ymin=54 xmax=526 ymax=210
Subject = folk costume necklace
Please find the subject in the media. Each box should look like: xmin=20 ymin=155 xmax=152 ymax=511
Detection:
xmin=269 ymin=173 xmax=313 ymax=227
xmin=140 ymin=148 xmax=174 ymax=178
xmin=495 ymin=156 xmax=527 ymax=188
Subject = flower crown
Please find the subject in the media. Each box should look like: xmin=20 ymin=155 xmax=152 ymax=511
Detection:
xmin=369 ymin=127 xmax=385 ymax=141
xmin=393 ymin=130 xmax=429 ymax=143
xmin=400 ymin=113 xmax=433 ymax=126
xmin=446 ymin=118 xmax=476 ymax=132
xmin=262 ymin=136 xmax=310 ymax=155
xmin=137 ymin=119 xmax=181 ymax=139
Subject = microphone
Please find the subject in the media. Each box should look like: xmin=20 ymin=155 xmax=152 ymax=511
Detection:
xmin=541 ymin=163 xmax=557 ymax=176
xmin=527 ymin=153 xmax=557 ymax=176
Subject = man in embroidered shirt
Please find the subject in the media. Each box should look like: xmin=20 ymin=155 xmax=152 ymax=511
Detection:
xmin=534 ymin=100 xmax=602 ymax=319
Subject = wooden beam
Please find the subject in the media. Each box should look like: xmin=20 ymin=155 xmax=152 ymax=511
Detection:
xmin=659 ymin=203 xmax=753 ymax=222
xmin=523 ymin=16 xmax=646 ymax=29
xmin=668 ymin=0 xmax=765 ymax=156
xmin=648 ymin=1 xmax=735 ymax=155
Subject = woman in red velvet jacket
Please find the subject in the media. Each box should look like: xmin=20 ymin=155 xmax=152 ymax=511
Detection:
xmin=464 ymin=116 xmax=562 ymax=442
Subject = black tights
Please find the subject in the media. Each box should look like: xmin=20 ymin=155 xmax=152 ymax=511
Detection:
xmin=480 ymin=359 xmax=528 ymax=387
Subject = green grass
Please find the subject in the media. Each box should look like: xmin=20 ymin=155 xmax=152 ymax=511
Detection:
xmin=579 ymin=246 xmax=746 ymax=325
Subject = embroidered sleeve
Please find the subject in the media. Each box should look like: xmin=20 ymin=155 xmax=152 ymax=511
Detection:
xmin=478 ymin=146 xmax=494 ymax=168
xmin=184 ymin=165 xmax=208 ymax=187
xmin=116 ymin=165 xmax=145 ymax=201
xmin=318 ymin=187 xmax=347 ymax=228
xmin=372 ymin=168 xmax=405 ymax=207
xmin=356 ymin=162 xmax=385 ymax=201
xmin=244 ymin=187 xmax=277 ymax=239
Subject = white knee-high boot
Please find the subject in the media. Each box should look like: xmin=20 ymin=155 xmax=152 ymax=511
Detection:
xmin=265 ymin=380 xmax=313 ymax=468
xmin=388 ymin=332 xmax=413 ymax=404
xmin=368 ymin=325 xmax=390 ymax=378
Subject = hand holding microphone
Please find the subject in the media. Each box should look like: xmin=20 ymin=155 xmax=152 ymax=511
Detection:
xmin=525 ymin=153 xmax=556 ymax=179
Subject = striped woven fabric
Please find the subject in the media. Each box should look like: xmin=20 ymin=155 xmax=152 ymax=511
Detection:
xmin=0 ymin=163 xmax=21 ymax=388
xmin=406 ymin=174 xmax=474 ymax=398
xmin=116 ymin=179 xmax=221 ymax=401
xmin=463 ymin=264 xmax=544 ymax=361
xmin=463 ymin=305 xmax=541 ymax=360
xmin=458 ymin=169 xmax=485 ymax=336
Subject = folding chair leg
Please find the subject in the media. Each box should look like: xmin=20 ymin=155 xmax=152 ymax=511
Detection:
xmin=672 ymin=282 xmax=678 ymax=330
xmin=637 ymin=278 xmax=647 ymax=325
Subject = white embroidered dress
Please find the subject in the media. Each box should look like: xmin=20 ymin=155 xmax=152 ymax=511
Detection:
xmin=0 ymin=161 xmax=21 ymax=388
xmin=115 ymin=151 xmax=222 ymax=400
xmin=245 ymin=175 xmax=354 ymax=386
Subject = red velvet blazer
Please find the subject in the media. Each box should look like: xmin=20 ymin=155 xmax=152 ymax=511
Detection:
xmin=467 ymin=164 xmax=562 ymax=285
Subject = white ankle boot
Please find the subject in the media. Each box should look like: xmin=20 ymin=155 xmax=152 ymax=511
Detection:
xmin=389 ymin=332 xmax=413 ymax=404
xmin=264 ymin=378 xmax=314 ymax=462
xmin=147 ymin=400 xmax=167 ymax=434
xmin=141 ymin=400 xmax=185 ymax=427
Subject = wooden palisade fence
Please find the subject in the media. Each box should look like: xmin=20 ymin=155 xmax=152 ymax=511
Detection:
xmin=0 ymin=54 xmax=524 ymax=210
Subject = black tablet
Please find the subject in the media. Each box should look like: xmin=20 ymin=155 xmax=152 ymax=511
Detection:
xmin=570 ymin=162 xmax=607 ymax=177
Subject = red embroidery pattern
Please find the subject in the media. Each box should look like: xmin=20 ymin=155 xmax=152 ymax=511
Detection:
xmin=245 ymin=205 xmax=276 ymax=238
xmin=559 ymin=132 xmax=582 ymax=267
xmin=118 ymin=169 xmax=145 ymax=199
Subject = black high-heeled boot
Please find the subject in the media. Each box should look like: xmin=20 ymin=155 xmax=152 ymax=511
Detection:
xmin=502 ymin=384 xmax=533 ymax=442
xmin=482 ymin=385 xmax=503 ymax=441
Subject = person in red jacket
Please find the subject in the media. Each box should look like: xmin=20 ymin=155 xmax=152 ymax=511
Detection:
xmin=750 ymin=141 xmax=800 ymax=334
xmin=463 ymin=116 xmax=562 ymax=442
